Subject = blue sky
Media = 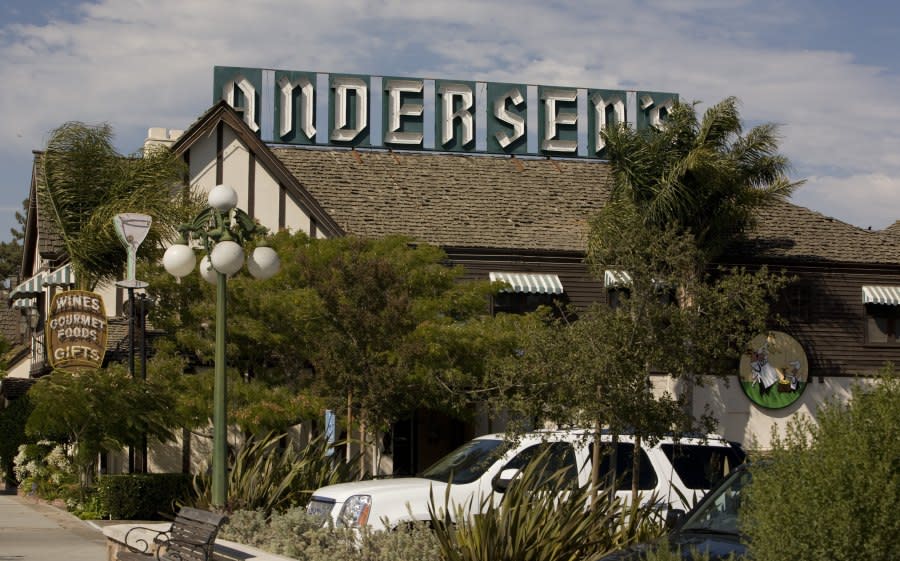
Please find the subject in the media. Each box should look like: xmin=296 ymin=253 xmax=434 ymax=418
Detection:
xmin=1 ymin=0 xmax=898 ymax=244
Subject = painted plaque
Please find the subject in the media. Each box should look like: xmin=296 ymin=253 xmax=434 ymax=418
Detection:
xmin=739 ymin=331 xmax=809 ymax=409
xmin=46 ymin=290 xmax=108 ymax=372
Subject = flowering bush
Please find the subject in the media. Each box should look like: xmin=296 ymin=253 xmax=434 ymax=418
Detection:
xmin=13 ymin=440 xmax=77 ymax=500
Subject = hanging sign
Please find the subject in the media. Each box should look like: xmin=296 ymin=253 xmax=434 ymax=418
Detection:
xmin=214 ymin=66 xmax=678 ymax=159
xmin=46 ymin=290 xmax=108 ymax=372
xmin=739 ymin=331 xmax=809 ymax=409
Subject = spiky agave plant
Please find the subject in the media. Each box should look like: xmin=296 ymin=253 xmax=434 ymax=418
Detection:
xmin=429 ymin=446 xmax=665 ymax=561
xmin=192 ymin=432 xmax=357 ymax=515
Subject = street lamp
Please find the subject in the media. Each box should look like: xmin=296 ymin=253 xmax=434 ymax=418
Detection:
xmin=162 ymin=184 xmax=280 ymax=509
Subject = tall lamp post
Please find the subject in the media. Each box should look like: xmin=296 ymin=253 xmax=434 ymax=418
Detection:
xmin=162 ymin=184 xmax=280 ymax=509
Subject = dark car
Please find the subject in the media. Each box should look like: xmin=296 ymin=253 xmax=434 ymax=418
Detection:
xmin=598 ymin=464 xmax=750 ymax=560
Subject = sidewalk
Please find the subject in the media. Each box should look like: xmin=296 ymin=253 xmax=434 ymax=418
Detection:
xmin=0 ymin=490 xmax=108 ymax=561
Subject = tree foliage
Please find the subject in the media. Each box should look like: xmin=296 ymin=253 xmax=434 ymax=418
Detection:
xmin=742 ymin=369 xmax=900 ymax=561
xmin=25 ymin=365 xmax=180 ymax=485
xmin=601 ymin=96 xmax=800 ymax=261
xmin=144 ymin=231 xmax=515 ymax=438
xmin=38 ymin=122 xmax=196 ymax=290
xmin=0 ymin=395 xmax=32 ymax=485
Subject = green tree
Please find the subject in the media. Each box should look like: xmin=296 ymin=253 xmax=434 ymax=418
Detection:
xmin=38 ymin=122 xmax=195 ymax=290
xmin=492 ymin=199 xmax=785 ymax=501
xmin=24 ymin=364 xmax=180 ymax=487
xmin=144 ymin=231 xmax=515 ymax=461
xmin=0 ymin=199 xmax=26 ymax=282
xmin=742 ymin=368 xmax=899 ymax=561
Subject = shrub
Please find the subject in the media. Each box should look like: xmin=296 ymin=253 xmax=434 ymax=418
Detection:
xmin=98 ymin=473 xmax=194 ymax=519
xmin=219 ymin=508 xmax=442 ymax=561
xmin=13 ymin=440 xmax=77 ymax=499
xmin=430 ymin=449 xmax=665 ymax=561
xmin=741 ymin=370 xmax=899 ymax=561
xmin=193 ymin=432 xmax=357 ymax=515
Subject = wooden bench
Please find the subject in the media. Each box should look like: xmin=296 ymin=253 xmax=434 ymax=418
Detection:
xmin=117 ymin=507 xmax=228 ymax=561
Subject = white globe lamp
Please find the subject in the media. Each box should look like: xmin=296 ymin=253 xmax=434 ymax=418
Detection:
xmin=210 ymin=240 xmax=245 ymax=275
xmin=162 ymin=244 xmax=196 ymax=279
xmin=208 ymin=184 xmax=238 ymax=212
xmin=247 ymin=246 xmax=281 ymax=280
xmin=199 ymin=255 xmax=218 ymax=284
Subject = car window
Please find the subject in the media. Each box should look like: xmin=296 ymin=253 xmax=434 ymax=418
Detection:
xmin=680 ymin=468 xmax=750 ymax=534
xmin=590 ymin=442 xmax=658 ymax=491
xmin=502 ymin=442 xmax=579 ymax=487
xmin=420 ymin=438 xmax=506 ymax=484
xmin=659 ymin=443 xmax=745 ymax=490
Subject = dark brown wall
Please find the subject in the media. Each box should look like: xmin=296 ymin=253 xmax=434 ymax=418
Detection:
xmin=720 ymin=260 xmax=900 ymax=379
xmin=444 ymin=247 xmax=606 ymax=311
xmin=447 ymin=248 xmax=900 ymax=380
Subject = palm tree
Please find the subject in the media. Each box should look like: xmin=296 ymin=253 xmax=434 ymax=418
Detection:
xmin=38 ymin=122 xmax=195 ymax=290
xmin=601 ymin=96 xmax=802 ymax=262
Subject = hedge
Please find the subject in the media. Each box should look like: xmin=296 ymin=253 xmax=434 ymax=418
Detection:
xmin=97 ymin=473 xmax=194 ymax=520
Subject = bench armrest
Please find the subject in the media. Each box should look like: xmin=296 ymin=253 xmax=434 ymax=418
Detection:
xmin=121 ymin=524 xmax=173 ymax=556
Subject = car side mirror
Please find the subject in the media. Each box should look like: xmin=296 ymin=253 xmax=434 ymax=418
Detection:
xmin=665 ymin=508 xmax=686 ymax=529
xmin=491 ymin=468 xmax=520 ymax=493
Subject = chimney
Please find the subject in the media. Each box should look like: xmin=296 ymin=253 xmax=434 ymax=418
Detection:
xmin=143 ymin=128 xmax=184 ymax=156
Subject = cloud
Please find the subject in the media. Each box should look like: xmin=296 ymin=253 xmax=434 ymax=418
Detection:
xmin=793 ymin=173 xmax=900 ymax=230
xmin=0 ymin=0 xmax=898 ymax=240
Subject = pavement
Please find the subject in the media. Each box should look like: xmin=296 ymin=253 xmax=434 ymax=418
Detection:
xmin=0 ymin=489 xmax=108 ymax=561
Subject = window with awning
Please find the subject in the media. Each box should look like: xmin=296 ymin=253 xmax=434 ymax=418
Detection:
xmin=862 ymin=285 xmax=900 ymax=306
xmin=489 ymin=272 xmax=564 ymax=295
xmin=489 ymin=272 xmax=566 ymax=315
xmin=863 ymin=286 xmax=900 ymax=344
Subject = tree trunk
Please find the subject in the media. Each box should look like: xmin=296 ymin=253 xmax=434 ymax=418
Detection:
xmin=631 ymin=433 xmax=642 ymax=505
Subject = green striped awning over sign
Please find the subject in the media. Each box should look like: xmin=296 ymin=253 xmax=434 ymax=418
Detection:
xmin=862 ymin=285 xmax=900 ymax=305
xmin=489 ymin=272 xmax=564 ymax=294
xmin=45 ymin=264 xmax=76 ymax=287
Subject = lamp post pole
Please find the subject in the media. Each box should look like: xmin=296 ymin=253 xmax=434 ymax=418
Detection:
xmin=212 ymin=269 xmax=228 ymax=505
xmin=163 ymin=184 xmax=280 ymax=510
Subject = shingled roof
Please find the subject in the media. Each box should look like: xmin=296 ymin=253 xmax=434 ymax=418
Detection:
xmin=273 ymin=147 xmax=612 ymax=253
xmin=272 ymin=145 xmax=899 ymax=266
xmin=731 ymin=201 xmax=900 ymax=265
xmin=170 ymin=103 xmax=899 ymax=267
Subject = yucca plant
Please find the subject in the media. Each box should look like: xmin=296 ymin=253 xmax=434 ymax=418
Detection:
xmin=193 ymin=432 xmax=357 ymax=514
xmin=429 ymin=448 xmax=665 ymax=561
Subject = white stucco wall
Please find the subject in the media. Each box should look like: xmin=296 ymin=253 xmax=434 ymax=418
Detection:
xmin=650 ymin=374 xmax=871 ymax=450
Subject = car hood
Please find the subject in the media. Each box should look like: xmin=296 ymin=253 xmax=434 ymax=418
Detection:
xmin=311 ymin=476 xmax=482 ymax=525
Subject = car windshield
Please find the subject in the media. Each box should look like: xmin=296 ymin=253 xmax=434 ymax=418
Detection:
xmin=679 ymin=468 xmax=750 ymax=535
xmin=420 ymin=439 xmax=506 ymax=484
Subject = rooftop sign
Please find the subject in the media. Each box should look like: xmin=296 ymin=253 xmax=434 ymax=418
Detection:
xmin=214 ymin=66 xmax=677 ymax=159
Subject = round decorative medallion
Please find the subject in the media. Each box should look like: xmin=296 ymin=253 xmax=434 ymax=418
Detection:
xmin=739 ymin=331 xmax=809 ymax=409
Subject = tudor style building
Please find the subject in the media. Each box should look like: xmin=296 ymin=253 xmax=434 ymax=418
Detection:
xmin=6 ymin=93 xmax=900 ymax=474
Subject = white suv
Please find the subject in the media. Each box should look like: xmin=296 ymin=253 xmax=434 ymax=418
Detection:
xmin=307 ymin=430 xmax=745 ymax=530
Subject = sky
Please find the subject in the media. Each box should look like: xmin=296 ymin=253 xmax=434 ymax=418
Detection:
xmin=1 ymin=0 xmax=899 ymax=244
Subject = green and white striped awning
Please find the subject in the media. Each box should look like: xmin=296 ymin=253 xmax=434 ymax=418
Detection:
xmin=45 ymin=264 xmax=75 ymax=287
xmin=9 ymin=272 xmax=45 ymax=300
xmin=604 ymin=269 xmax=632 ymax=288
xmin=489 ymin=272 xmax=564 ymax=294
xmin=862 ymin=285 xmax=900 ymax=305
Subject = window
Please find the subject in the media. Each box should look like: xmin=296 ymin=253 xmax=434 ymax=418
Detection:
xmin=489 ymin=272 xmax=566 ymax=316
xmin=866 ymin=304 xmax=900 ymax=344
xmin=590 ymin=442 xmax=658 ymax=491
xmin=492 ymin=292 xmax=565 ymax=315
xmin=502 ymin=442 xmax=579 ymax=488
xmin=660 ymin=443 xmax=746 ymax=490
